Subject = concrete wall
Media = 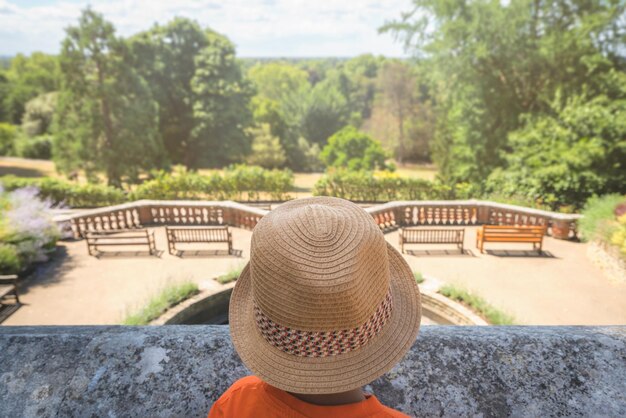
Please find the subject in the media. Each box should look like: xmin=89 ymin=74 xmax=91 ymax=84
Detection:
xmin=1 ymin=326 xmax=624 ymax=417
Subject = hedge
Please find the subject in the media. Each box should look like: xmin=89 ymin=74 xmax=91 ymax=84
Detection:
xmin=0 ymin=166 xmax=294 ymax=208
xmin=312 ymin=169 xmax=475 ymax=201
xmin=130 ymin=166 xmax=293 ymax=202
xmin=0 ymin=176 xmax=126 ymax=207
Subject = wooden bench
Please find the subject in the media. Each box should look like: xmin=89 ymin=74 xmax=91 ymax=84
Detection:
xmin=0 ymin=275 xmax=20 ymax=305
xmin=85 ymin=229 xmax=157 ymax=256
xmin=166 ymin=226 xmax=233 ymax=256
xmin=476 ymin=225 xmax=546 ymax=254
xmin=399 ymin=228 xmax=465 ymax=253
xmin=0 ymin=275 xmax=20 ymax=323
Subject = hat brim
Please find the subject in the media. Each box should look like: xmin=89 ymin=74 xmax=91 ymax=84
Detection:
xmin=229 ymin=241 xmax=421 ymax=394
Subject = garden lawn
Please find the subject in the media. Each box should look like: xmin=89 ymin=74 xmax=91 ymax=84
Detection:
xmin=0 ymin=157 xmax=57 ymax=178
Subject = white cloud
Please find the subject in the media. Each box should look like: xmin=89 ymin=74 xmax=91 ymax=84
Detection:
xmin=0 ymin=0 xmax=411 ymax=57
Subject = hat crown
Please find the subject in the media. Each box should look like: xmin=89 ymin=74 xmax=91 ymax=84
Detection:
xmin=250 ymin=197 xmax=390 ymax=331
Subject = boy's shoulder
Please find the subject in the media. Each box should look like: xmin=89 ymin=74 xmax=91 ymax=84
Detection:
xmin=216 ymin=375 xmax=264 ymax=400
xmin=210 ymin=376 xmax=410 ymax=418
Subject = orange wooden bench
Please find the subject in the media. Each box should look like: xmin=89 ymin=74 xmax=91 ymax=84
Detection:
xmin=476 ymin=225 xmax=546 ymax=254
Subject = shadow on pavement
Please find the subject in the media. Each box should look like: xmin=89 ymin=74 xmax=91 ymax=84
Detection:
xmin=406 ymin=249 xmax=475 ymax=257
xmin=485 ymin=249 xmax=557 ymax=258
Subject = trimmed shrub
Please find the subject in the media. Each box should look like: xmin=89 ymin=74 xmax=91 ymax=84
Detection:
xmin=131 ymin=166 xmax=294 ymax=202
xmin=0 ymin=176 xmax=126 ymax=207
xmin=1 ymin=167 xmax=294 ymax=208
xmin=312 ymin=169 xmax=470 ymax=201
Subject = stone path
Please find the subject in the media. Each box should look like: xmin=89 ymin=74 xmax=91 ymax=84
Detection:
xmin=392 ymin=227 xmax=626 ymax=325
xmin=4 ymin=226 xmax=626 ymax=326
xmin=5 ymin=228 xmax=251 ymax=325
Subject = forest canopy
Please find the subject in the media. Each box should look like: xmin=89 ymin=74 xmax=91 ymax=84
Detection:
xmin=0 ymin=1 xmax=624 ymax=209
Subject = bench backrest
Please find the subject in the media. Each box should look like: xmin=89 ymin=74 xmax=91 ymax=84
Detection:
xmin=482 ymin=225 xmax=545 ymax=237
xmin=168 ymin=227 xmax=230 ymax=243
xmin=85 ymin=229 xmax=149 ymax=239
xmin=402 ymin=228 xmax=464 ymax=243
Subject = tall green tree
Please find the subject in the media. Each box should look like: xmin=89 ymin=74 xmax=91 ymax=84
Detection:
xmin=129 ymin=18 xmax=209 ymax=165
xmin=189 ymin=32 xmax=254 ymax=167
xmin=300 ymin=79 xmax=350 ymax=146
xmin=383 ymin=0 xmax=626 ymax=185
xmin=375 ymin=60 xmax=417 ymax=163
xmin=54 ymin=9 xmax=163 ymax=186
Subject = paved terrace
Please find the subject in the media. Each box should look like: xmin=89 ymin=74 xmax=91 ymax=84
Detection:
xmin=5 ymin=225 xmax=626 ymax=326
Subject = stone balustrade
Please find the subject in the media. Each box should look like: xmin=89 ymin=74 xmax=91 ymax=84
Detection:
xmin=63 ymin=200 xmax=269 ymax=237
xmin=58 ymin=199 xmax=581 ymax=239
xmin=0 ymin=326 xmax=624 ymax=417
xmin=366 ymin=200 xmax=580 ymax=238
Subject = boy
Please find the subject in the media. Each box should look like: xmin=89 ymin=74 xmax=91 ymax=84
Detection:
xmin=209 ymin=197 xmax=421 ymax=417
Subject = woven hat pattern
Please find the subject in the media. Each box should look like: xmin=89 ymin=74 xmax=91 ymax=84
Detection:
xmin=229 ymin=196 xmax=421 ymax=394
xmin=250 ymin=199 xmax=390 ymax=330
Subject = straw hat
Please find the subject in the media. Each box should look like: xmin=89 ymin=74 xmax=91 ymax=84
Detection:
xmin=229 ymin=196 xmax=421 ymax=394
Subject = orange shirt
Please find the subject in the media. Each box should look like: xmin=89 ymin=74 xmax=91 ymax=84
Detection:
xmin=207 ymin=376 xmax=410 ymax=418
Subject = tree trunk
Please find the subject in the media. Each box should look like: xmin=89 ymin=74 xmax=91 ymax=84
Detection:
xmin=96 ymin=59 xmax=119 ymax=187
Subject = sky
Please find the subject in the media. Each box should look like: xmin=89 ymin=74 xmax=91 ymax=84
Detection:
xmin=0 ymin=0 xmax=412 ymax=57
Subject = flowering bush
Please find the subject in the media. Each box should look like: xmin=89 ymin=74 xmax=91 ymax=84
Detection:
xmin=0 ymin=185 xmax=59 ymax=274
xmin=610 ymin=214 xmax=626 ymax=258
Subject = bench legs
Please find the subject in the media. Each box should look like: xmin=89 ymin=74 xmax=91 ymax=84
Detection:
xmin=476 ymin=237 xmax=485 ymax=253
xmin=148 ymin=232 xmax=157 ymax=256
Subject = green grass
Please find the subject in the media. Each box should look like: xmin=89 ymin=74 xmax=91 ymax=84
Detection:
xmin=122 ymin=281 xmax=199 ymax=325
xmin=439 ymin=284 xmax=515 ymax=325
xmin=215 ymin=266 xmax=243 ymax=284
xmin=579 ymin=194 xmax=625 ymax=242
xmin=0 ymin=156 xmax=57 ymax=178
xmin=393 ymin=163 xmax=437 ymax=181
xmin=414 ymin=271 xmax=425 ymax=284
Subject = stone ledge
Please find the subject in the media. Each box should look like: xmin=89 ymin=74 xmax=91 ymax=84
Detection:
xmin=1 ymin=326 xmax=624 ymax=417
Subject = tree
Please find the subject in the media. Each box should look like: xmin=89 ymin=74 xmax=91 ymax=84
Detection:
xmin=320 ymin=126 xmax=389 ymax=171
xmin=300 ymin=80 xmax=350 ymax=145
xmin=54 ymin=9 xmax=163 ymax=186
xmin=340 ymin=54 xmax=384 ymax=120
xmin=486 ymin=95 xmax=626 ymax=209
xmin=0 ymin=71 xmax=10 ymax=122
xmin=374 ymin=60 xmax=417 ymax=163
xmin=2 ymin=53 xmax=60 ymax=124
xmin=383 ymin=0 xmax=626 ymax=185
xmin=0 ymin=123 xmax=16 ymax=156
xmin=22 ymin=92 xmax=58 ymax=137
xmin=248 ymin=63 xmax=310 ymax=103
xmin=189 ymin=31 xmax=254 ymax=167
xmin=129 ymin=18 xmax=210 ymax=165
xmin=246 ymin=124 xmax=286 ymax=168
